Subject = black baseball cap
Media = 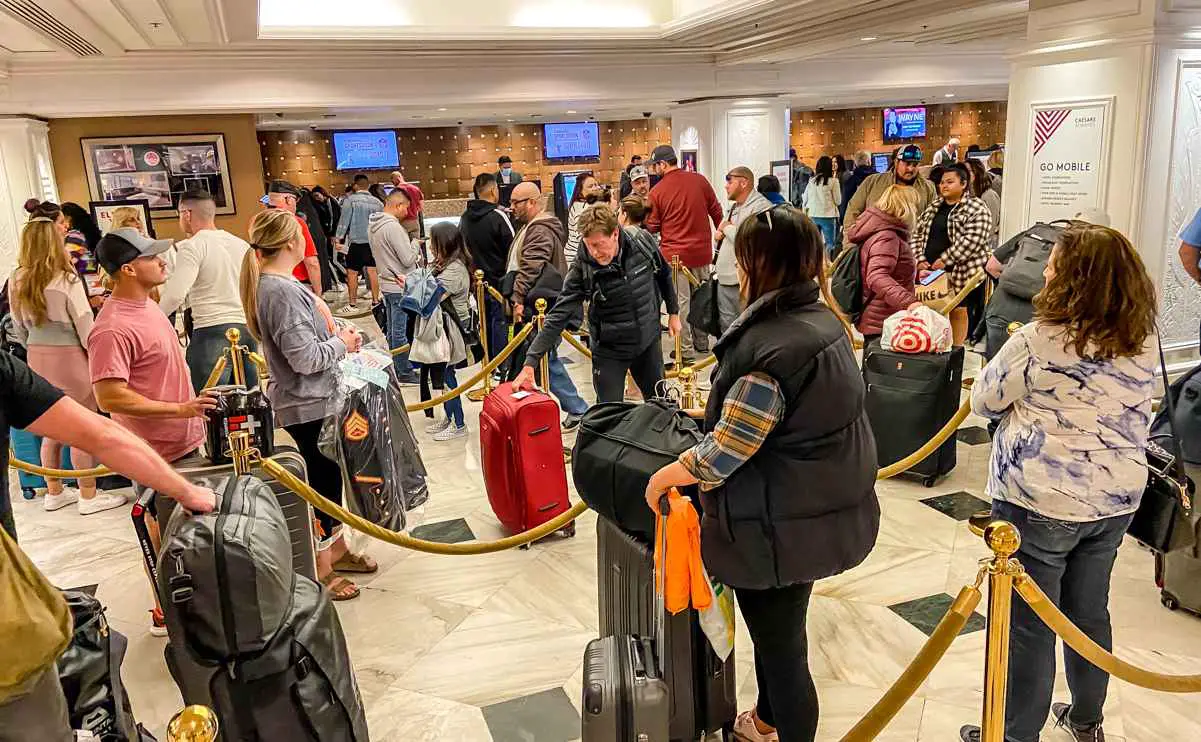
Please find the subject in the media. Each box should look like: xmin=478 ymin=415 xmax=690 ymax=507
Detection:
xmin=96 ymin=227 xmax=173 ymax=275
xmin=498 ymin=155 xmax=512 ymax=165
xmin=648 ymin=144 xmax=677 ymax=165
xmin=897 ymin=145 xmax=923 ymax=163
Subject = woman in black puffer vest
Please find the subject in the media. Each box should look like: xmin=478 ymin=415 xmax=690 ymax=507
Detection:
xmin=645 ymin=205 xmax=880 ymax=742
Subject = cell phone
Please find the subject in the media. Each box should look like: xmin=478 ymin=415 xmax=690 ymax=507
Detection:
xmin=920 ymin=268 xmax=946 ymax=286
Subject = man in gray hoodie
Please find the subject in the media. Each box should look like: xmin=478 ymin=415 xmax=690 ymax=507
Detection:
xmin=335 ymin=173 xmax=383 ymax=317
xmin=368 ymin=189 xmax=420 ymax=383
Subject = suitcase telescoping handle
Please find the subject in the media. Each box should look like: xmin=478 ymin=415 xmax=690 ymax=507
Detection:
xmin=130 ymin=487 xmax=159 ymax=584
xmin=654 ymin=493 xmax=670 ymax=677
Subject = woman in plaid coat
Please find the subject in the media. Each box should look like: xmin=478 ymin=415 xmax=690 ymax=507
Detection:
xmin=912 ymin=163 xmax=994 ymax=344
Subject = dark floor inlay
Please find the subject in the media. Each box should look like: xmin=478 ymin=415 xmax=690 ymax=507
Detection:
xmin=890 ymin=593 xmax=986 ymax=637
xmin=482 ymin=687 xmax=581 ymax=742
xmin=921 ymin=491 xmax=991 ymax=521
xmin=410 ymin=517 xmax=475 ymax=544
xmin=956 ymin=426 xmax=992 ymax=446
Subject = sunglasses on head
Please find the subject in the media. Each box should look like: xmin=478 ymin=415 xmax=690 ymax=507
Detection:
xmin=755 ymin=204 xmax=791 ymax=231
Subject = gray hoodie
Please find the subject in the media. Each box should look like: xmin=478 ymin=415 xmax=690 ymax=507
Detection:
xmin=368 ymin=211 xmax=419 ymax=294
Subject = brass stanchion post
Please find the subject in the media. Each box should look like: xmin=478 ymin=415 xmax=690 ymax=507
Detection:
xmin=536 ymin=298 xmax=549 ymax=388
xmin=980 ymin=520 xmax=1022 ymax=742
xmin=225 ymin=327 xmax=246 ymax=387
xmin=167 ymin=706 xmax=219 ymax=742
xmin=228 ymin=430 xmax=253 ymax=476
xmin=671 ymin=255 xmax=684 ymax=367
xmin=679 ymin=366 xmax=698 ymax=409
xmin=467 ymin=269 xmax=491 ymax=402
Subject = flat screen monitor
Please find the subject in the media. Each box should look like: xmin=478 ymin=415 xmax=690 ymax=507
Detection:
xmin=543 ymin=122 xmax=601 ymax=160
xmin=882 ymin=106 xmax=927 ymax=141
xmin=872 ymin=153 xmax=892 ymax=173
xmin=332 ymin=130 xmax=400 ymax=171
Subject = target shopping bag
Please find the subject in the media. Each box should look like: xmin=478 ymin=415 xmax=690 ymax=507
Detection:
xmin=881 ymin=306 xmax=953 ymax=354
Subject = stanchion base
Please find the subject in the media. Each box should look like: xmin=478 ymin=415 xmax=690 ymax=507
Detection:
xmin=465 ymin=388 xmax=489 ymax=402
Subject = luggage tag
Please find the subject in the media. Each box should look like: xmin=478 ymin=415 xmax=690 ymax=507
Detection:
xmin=510 ymin=390 xmax=534 ymax=400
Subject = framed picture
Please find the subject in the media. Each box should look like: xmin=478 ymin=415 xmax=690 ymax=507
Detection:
xmin=681 ymin=149 xmax=699 ymax=173
xmin=81 ymin=133 xmax=235 ymax=217
xmin=90 ymin=199 xmax=156 ymax=237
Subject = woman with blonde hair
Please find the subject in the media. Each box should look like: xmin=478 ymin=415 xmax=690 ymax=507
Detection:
xmin=108 ymin=206 xmax=146 ymax=235
xmin=960 ymin=225 xmax=1157 ymax=742
xmin=11 ymin=218 xmax=125 ymax=514
xmin=240 ymin=207 xmax=373 ymax=601
xmin=845 ymin=184 xmax=922 ymax=343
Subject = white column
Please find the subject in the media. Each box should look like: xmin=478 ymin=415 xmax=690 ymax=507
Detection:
xmin=0 ymin=117 xmax=57 ymax=279
xmin=671 ymin=99 xmax=790 ymax=199
xmin=1002 ymin=0 xmax=1201 ymax=346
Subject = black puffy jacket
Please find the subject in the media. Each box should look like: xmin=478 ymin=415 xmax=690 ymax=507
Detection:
xmin=460 ymin=200 xmax=515 ymax=286
xmin=700 ymin=281 xmax=880 ymax=590
xmin=525 ymin=227 xmax=678 ymax=363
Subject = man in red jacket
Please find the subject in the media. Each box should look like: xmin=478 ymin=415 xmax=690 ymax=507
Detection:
xmin=646 ymin=145 xmax=722 ymax=365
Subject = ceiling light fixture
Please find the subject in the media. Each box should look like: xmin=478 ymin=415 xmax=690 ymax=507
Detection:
xmin=438 ymin=107 xmax=447 ymax=111
xmin=944 ymin=93 xmax=956 ymax=98
xmin=860 ymin=36 xmax=877 ymax=41
xmin=566 ymin=110 xmax=577 ymax=114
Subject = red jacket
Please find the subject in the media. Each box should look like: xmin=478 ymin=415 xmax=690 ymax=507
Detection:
xmin=646 ymin=168 xmax=722 ymax=268
xmin=848 ymin=206 xmax=918 ymax=336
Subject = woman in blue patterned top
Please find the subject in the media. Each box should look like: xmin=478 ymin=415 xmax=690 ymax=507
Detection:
xmin=959 ymin=224 xmax=1157 ymax=742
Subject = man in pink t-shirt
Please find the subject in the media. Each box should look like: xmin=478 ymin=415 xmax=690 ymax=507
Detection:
xmin=89 ymin=228 xmax=214 ymax=462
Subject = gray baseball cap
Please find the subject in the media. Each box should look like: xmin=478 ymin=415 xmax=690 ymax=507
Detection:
xmin=629 ymin=166 xmax=649 ymax=181
xmin=96 ymin=227 xmax=173 ymax=275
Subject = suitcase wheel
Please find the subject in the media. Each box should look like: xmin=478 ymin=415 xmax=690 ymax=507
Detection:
xmin=922 ymin=475 xmax=938 ymax=488
xmin=559 ymin=521 xmax=576 ymax=538
xmin=1162 ymin=593 xmax=1180 ymax=612
xmin=722 ymin=721 xmax=735 ymax=741
xmin=21 ymin=487 xmax=36 ymax=501
xmin=519 ymin=542 xmax=531 ymax=551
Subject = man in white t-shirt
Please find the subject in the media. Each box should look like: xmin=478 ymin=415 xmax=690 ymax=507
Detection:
xmin=158 ymin=189 xmax=256 ymax=392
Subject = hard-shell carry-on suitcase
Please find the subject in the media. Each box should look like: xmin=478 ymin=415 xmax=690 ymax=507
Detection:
xmin=596 ymin=516 xmax=736 ymax=741
xmin=862 ymin=343 xmax=965 ymax=487
xmin=131 ymin=446 xmax=316 ymax=583
xmin=479 ymin=382 xmax=575 ymax=539
xmin=581 ymin=635 xmax=670 ymax=742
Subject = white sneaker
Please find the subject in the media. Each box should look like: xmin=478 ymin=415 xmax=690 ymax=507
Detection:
xmin=433 ymin=424 xmax=468 ymax=442
xmin=425 ymin=417 xmax=451 ymax=435
xmin=78 ymin=491 xmax=128 ymax=516
xmin=43 ymin=487 xmax=80 ymax=511
xmin=335 ymin=304 xmax=362 ymax=318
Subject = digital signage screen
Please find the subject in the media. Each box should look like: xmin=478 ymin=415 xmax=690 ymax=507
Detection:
xmin=332 ymin=130 xmax=400 ymax=171
xmin=543 ymin=122 xmax=601 ymax=160
xmin=882 ymin=107 xmax=927 ymax=141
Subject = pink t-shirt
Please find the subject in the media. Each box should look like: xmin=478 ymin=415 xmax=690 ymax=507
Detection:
xmin=88 ymin=296 xmax=204 ymax=462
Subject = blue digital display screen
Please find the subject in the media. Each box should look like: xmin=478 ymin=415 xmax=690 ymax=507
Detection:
xmin=873 ymin=153 xmax=891 ymax=173
xmin=882 ymin=107 xmax=927 ymax=141
xmin=332 ymin=130 xmax=400 ymax=171
xmin=543 ymin=122 xmax=601 ymax=160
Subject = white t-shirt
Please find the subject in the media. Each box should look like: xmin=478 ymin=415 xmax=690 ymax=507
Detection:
xmin=158 ymin=228 xmax=251 ymax=329
xmin=971 ymin=321 xmax=1157 ymax=522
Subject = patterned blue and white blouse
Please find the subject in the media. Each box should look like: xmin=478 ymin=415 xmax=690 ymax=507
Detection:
xmin=971 ymin=321 xmax=1157 ymax=522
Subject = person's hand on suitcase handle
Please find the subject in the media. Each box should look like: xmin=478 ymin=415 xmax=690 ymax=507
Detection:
xmin=513 ymin=364 xmax=539 ymax=393
xmin=176 ymin=484 xmax=218 ymax=514
xmin=179 ymin=389 xmax=220 ymax=418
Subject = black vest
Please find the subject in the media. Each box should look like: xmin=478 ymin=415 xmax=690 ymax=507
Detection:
xmin=700 ymin=282 xmax=880 ymax=589
xmin=582 ymin=228 xmax=666 ymax=360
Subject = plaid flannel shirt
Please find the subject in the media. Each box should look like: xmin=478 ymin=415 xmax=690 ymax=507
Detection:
xmin=911 ymin=195 xmax=994 ymax=294
xmin=679 ymin=371 xmax=785 ymax=487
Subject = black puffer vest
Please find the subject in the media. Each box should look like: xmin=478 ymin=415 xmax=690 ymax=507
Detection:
xmin=700 ymin=281 xmax=880 ymax=589
xmin=583 ymin=228 xmax=667 ymax=360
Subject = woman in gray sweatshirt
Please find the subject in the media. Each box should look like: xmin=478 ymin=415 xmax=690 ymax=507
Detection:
xmin=241 ymin=208 xmax=372 ymax=601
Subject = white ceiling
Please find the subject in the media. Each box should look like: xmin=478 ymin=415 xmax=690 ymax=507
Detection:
xmin=0 ymin=0 xmax=1027 ymax=122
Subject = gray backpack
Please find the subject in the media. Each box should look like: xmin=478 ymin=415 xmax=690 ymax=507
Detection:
xmin=996 ymin=221 xmax=1069 ymax=300
xmin=158 ymin=474 xmax=294 ymax=660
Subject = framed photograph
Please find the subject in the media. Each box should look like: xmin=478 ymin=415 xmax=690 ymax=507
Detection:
xmin=89 ymin=199 xmax=155 ymax=236
xmin=81 ymin=133 xmax=235 ymax=216
xmin=681 ymin=149 xmax=699 ymax=173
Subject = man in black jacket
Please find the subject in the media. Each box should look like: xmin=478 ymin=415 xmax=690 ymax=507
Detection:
xmin=840 ymin=150 xmax=877 ymax=223
xmin=515 ymin=204 xmax=681 ymax=403
xmin=460 ymin=172 xmax=515 ymax=360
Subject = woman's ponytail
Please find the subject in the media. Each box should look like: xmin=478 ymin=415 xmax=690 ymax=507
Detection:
xmin=240 ymin=248 xmax=263 ymax=341
xmin=242 ymin=207 xmax=303 ymax=342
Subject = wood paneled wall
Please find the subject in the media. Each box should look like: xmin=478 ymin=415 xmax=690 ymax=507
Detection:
xmin=789 ymin=101 xmax=1008 ymax=164
xmin=260 ymin=118 xmax=673 ymax=198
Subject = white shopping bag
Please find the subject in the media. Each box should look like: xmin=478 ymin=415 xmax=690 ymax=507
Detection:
xmin=881 ymin=306 xmax=953 ymax=354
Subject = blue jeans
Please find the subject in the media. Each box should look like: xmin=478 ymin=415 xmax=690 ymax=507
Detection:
xmin=443 ymin=367 xmax=464 ymax=426
xmin=485 ymin=293 xmax=508 ymax=366
xmin=186 ymin=323 xmax=257 ymax=392
xmin=383 ymin=293 xmax=413 ymax=377
xmin=992 ymin=500 xmax=1133 ymax=741
xmin=812 ymin=217 xmax=838 ymax=257
xmin=543 ymin=346 xmax=589 ymax=416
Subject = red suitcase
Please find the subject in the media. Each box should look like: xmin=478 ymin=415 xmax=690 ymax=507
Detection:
xmin=480 ymin=382 xmax=575 ymax=540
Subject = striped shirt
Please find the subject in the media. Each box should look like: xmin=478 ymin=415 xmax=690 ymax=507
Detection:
xmin=679 ymin=371 xmax=785 ymax=486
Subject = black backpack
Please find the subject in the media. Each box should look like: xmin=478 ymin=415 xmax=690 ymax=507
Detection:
xmin=829 ymin=245 xmax=864 ymax=323
xmin=996 ymin=221 xmax=1069 ymax=300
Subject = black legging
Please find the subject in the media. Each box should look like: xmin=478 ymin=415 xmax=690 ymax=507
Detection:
xmin=284 ymin=419 xmax=344 ymax=542
xmin=736 ymin=582 xmax=819 ymax=741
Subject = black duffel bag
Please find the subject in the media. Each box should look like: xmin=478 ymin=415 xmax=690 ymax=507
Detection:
xmin=572 ymin=400 xmax=703 ymax=541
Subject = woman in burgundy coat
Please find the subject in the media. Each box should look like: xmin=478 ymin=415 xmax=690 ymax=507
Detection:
xmin=846 ymin=185 xmax=922 ymax=343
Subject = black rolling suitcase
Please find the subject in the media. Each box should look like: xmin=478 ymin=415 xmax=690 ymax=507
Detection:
xmin=596 ymin=517 xmax=736 ymax=742
xmin=862 ymin=343 xmax=965 ymax=486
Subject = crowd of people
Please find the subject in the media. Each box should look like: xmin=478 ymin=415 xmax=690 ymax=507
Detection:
xmin=0 ymin=131 xmax=1176 ymax=742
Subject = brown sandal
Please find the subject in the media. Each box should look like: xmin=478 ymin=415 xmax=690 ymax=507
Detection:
xmin=332 ymin=552 xmax=379 ymax=574
xmin=320 ymin=573 xmax=361 ymax=601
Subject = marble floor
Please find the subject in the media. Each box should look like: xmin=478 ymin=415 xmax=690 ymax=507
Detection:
xmin=10 ymin=329 xmax=1201 ymax=742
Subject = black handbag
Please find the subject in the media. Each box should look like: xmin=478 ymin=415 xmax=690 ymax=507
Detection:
xmin=688 ymin=277 xmax=722 ymax=338
xmin=1127 ymin=338 xmax=1195 ymax=553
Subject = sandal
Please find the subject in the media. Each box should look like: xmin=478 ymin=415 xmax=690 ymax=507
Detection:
xmin=320 ymin=573 xmax=361 ymax=601
xmin=332 ymin=552 xmax=379 ymax=574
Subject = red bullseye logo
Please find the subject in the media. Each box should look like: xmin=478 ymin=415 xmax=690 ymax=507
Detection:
xmin=890 ymin=316 xmax=935 ymax=353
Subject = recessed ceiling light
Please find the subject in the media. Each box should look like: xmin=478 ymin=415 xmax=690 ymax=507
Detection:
xmin=438 ymin=107 xmax=447 ymax=111
xmin=944 ymin=93 xmax=956 ymax=98
xmin=507 ymin=119 xmax=515 ymax=122
xmin=860 ymin=36 xmax=877 ymax=41
xmin=566 ymin=110 xmax=577 ymax=114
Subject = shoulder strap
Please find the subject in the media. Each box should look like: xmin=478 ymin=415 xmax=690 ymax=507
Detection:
xmin=1155 ymin=333 xmax=1189 ymax=482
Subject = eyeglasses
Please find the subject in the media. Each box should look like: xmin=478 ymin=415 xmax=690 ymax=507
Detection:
xmin=725 ymin=175 xmax=748 ymax=183
xmin=510 ymin=197 xmax=534 ymax=208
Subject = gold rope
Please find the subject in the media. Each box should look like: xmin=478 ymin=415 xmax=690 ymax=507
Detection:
xmin=403 ymin=323 xmax=533 ymax=412
xmin=1014 ymin=577 xmax=1201 ymax=692
xmin=877 ymin=399 xmax=971 ymax=480
xmin=388 ymin=344 xmax=411 ymax=357
xmin=934 ymin=270 xmax=987 ymax=317
xmin=560 ymin=330 xmax=593 ymax=359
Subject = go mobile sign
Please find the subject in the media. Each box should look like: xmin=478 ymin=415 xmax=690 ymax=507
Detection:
xmin=883 ymin=106 xmax=927 ymax=141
